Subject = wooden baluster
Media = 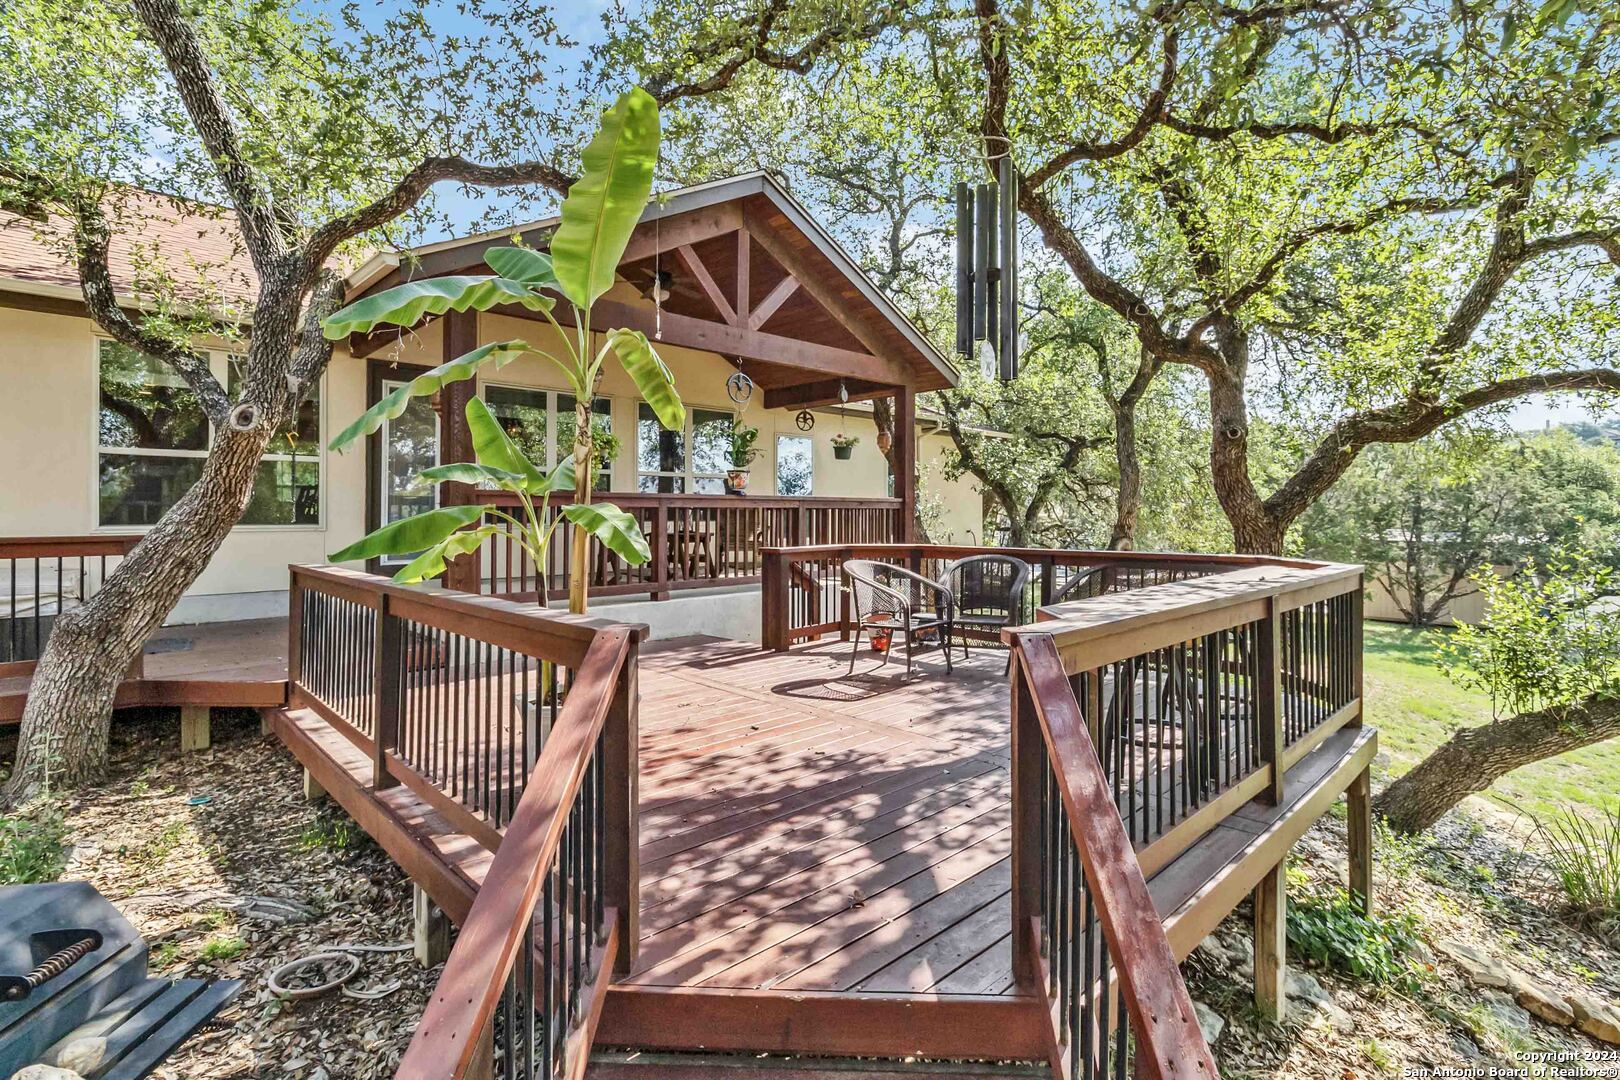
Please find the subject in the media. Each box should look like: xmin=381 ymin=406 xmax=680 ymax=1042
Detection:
xmin=1257 ymin=597 xmax=1285 ymax=805
xmin=652 ymin=502 xmax=669 ymax=600
xmin=1008 ymin=647 xmax=1045 ymax=989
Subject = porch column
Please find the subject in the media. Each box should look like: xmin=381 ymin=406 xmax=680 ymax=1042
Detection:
xmin=893 ymin=386 xmax=916 ymax=542
xmin=440 ymin=309 xmax=480 ymax=592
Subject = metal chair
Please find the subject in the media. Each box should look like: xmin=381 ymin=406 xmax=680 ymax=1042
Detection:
xmin=1049 ymin=564 xmax=1109 ymax=605
xmin=940 ymin=554 xmax=1031 ymax=673
xmin=842 ymin=559 xmax=953 ymax=676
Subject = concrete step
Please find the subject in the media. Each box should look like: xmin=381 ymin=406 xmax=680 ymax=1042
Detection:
xmin=587 ymin=1051 xmax=1047 ymax=1079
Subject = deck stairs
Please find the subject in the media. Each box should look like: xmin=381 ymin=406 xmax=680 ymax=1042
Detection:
xmin=586 ymin=1051 xmax=1047 ymax=1078
xmin=0 ymin=882 xmax=240 ymax=1079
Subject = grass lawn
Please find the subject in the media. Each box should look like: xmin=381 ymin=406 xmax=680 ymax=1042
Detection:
xmin=1364 ymin=620 xmax=1620 ymax=822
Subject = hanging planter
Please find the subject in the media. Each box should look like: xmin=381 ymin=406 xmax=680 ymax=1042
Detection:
xmin=832 ymin=434 xmax=858 ymax=460
xmin=726 ymin=417 xmax=761 ymax=495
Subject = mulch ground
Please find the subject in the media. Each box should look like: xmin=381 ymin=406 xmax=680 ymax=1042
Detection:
xmin=29 ymin=709 xmax=438 ymax=1079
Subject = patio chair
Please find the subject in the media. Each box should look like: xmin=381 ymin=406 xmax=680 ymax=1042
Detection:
xmin=1049 ymin=564 xmax=1109 ymax=604
xmin=842 ymin=559 xmax=953 ymax=676
xmin=940 ymin=554 xmax=1031 ymax=673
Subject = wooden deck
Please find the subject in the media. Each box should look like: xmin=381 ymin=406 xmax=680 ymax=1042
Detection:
xmin=631 ymin=636 xmax=1015 ymax=998
xmin=0 ymin=617 xmax=288 ymax=721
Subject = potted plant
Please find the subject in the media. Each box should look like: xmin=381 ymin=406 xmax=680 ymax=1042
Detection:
xmin=725 ymin=419 xmax=762 ymax=493
xmin=832 ymin=433 xmax=859 ymax=460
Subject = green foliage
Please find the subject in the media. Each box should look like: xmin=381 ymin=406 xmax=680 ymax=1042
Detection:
xmin=1437 ymin=546 xmax=1620 ymax=718
xmin=199 ymin=934 xmax=246 ymax=962
xmin=727 ymin=420 xmax=762 ymax=468
xmin=831 ymin=433 xmax=859 ymax=449
xmin=1301 ymin=432 xmax=1620 ymax=624
xmin=327 ymin=342 xmax=529 ymax=452
xmin=1286 ymin=888 xmax=1427 ymax=992
xmin=1530 ymin=803 xmax=1620 ymax=930
xmin=319 ymin=88 xmax=677 ymax=609
xmin=0 ymin=803 xmax=68 ymax=884
xmin=550 ymin=88 xmax=661 ymax=309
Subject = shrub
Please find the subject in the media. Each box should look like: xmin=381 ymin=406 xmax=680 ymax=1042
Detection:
xmin=0 ymin=803 xmax=68 ymax=885
xmin=1286 ymin=888 xmax=1426 ymax=992
xmin=1532 ymin=803 xmax=1620 ymax=932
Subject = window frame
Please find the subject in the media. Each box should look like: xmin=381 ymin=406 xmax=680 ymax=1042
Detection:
xmin=481 ymin=382 xmax=614 ymax=490
xmin=775 ymin=433 xmax=814 ymax=496
xmin=92 ymin=335 xmax=327 ymax=533
xmin=637 ymin=404 xmax=736 ymax=495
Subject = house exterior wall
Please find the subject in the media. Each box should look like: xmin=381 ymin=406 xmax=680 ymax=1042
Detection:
xmin=0 ymin=299 xmax=981 ymax=621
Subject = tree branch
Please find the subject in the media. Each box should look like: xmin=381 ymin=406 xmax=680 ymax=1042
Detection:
xmin=130 ymin=0 xmax=285 ymax=269
xmin=69 ymin=195 xmax=231 ymax=425
xmin=305 ymin=156 xmax=575 ymax=269
xmin=1024 ymin=31 xmax=1179 ymax=190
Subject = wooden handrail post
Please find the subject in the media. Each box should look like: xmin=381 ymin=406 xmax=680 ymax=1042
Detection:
xmin=1039 ymin=557 xmax=1055 ymax=605
xmin=603 ymin=636 xmax=640 ymax=974
xmin=652 ymin=502 xmax=670 ymax=601
xmin=1257 ymin=597 xmax=1285 ymax=805
xmin=286 ymin=569 xmax=303 ymax=688
xmin=1008 ymin=649 xmax=1044 ymax=989
xmin=374 ymin=593 xmax=402 ymax=790
xmin=762 ymin=551 xmax=789 ymax=652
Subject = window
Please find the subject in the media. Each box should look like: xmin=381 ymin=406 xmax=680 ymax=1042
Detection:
xmin=776 ymin=435 xmax=813 ymax=496
xmin=230 ymin=358 xmax=320 ymax=525
xmin=485 ymin=385 xmax=612 ymax=491
xmin=637 ymin=405 xmax=734 ymax=494
xmin=98 ymin=340 xmax=323 ymax=528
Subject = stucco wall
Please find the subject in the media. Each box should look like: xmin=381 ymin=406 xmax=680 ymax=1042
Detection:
xmin=0 ymin=300 xmax=982 ymax=620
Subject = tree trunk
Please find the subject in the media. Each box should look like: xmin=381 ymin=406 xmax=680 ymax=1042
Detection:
xmin=1109 ymin=401 xmax=1141 ymax=550
xmin=3 ymin=426 xmax=271 ymax=805
xmin=872 ymin=397 xmax=931 ymax=542
xmin=568 ymin=394 xmax=593 ymax=615
xmin=1375 ymin=695 xmax=1620 ymax=834
xmin=1206 ymin=360 xmax=1286 ymax=555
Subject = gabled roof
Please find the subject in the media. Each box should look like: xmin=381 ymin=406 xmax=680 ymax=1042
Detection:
xmin=345 ymin=172 xmax=958 ymax=394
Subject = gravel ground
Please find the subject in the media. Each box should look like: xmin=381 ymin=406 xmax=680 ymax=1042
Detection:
xmin=37 ymin=709 xmax=438 ymax=1079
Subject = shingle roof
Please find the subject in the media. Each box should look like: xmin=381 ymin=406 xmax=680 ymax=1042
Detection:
xmin=0 ymin=189 xmax=257 ymax=309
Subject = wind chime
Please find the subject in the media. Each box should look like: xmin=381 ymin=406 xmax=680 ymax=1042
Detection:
xmin=954 ymin=156 xmax=1020 ymax=382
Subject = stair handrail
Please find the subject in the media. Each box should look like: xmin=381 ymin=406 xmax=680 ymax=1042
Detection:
xmin=395 ymin=627 xmax=636 ymax=1079
xmin=1011 ymin=631 xmax=1219 ymax=1078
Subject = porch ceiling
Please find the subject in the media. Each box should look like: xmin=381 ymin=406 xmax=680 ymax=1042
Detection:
xmin=345 ymin=174 xmax=957 ymax=403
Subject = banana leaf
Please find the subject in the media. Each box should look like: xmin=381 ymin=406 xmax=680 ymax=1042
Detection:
xmin=327 ymin=341 xmax=528 ymax=452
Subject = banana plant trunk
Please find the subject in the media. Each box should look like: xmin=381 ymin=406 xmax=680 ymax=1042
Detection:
xmin=568 ymin=395 xmax=594 ymax=614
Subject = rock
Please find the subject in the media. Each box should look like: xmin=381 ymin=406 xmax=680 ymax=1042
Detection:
xmin=1194 ymin=935 xmax=1233 ymax=968
xmin=1508 ymin=975 xmax=1575 ymax=1027
xmin=1286 ymin=970 xmax=1332 ymax=1007
xmin=49 ymin=1038 xmax=107 ymax=1074
xmin=1479 ymin=990 xmax=1533 ymax=1038
xmin=1570 ymin=992 xmax=1620 ymax=1045
xmin=1193 ymin=1001 xmax=1226 ymax=1045
xmin=1403 ymin=937 xmax=1436 ymax=968
xmin=1436 ymin=939 xmax=1512 ymax=989
xmin=1449 ymin=1030 xmax=1483 ymax=1061
xmin=10 ymin=1067 xmax=87 ymax=1080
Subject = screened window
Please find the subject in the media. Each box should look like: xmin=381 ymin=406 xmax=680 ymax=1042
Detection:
xmin=97 ymin=340 xmax=323 ymax=527
xmin=637 ymin=405 xmax=736 ymax=494
xmin=486 ymin=385 xmax=612 ymax=491
xmin=776 ymin=435 xmax=813 ymax=496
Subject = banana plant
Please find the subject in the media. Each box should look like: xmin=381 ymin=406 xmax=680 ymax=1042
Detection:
xmin=321 ymin=86 xmax=682 ymax=613
xmin=328 ymin=398 xmax=647 ymax=605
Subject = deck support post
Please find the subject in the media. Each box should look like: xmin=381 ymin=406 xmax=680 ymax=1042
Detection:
xmin=413 ymin=883 xmax=451 ymax=968
xmin=603 ymin=635 xmax=641 ymax=975
xmin=1008 ymin=649 xmax=1044 ymax=990
xmin=1253 ymin=857 xmax=1288 ymax=1022
xmin=302 ymin=766 xmax=327 ymax=802
xmin=1347 ymin=765 xmax=1374 ymax=916
xmin=179 ymin=706 xmax=211 ymax=752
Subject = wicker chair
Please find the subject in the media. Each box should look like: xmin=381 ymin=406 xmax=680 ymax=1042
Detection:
xmin=842 ymin=559 xmax=954 ymax=676
xmin=940 ymin=554 xmax=1031 ymax=673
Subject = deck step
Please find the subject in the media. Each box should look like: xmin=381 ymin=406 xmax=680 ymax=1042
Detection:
xmin=587 ymin=1051 xmax=1046 ymax=1078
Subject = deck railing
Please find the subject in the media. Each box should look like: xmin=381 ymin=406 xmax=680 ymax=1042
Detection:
xmin=760 ymin=544 xmax=1269 ymax=652
xmin=1004 ymin=560 xmax=1363 ymax=1078
xmin=287 ymin=565 xmax=641 ymax=1078
xmin=0 ymin=536 xmax=140 ymax=676
xmin=463 ymin=492 xmax=902 ymax=603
